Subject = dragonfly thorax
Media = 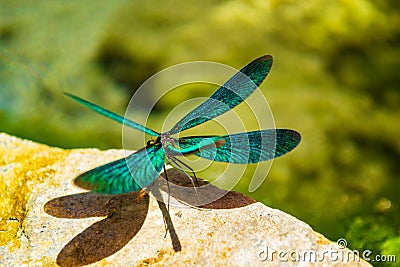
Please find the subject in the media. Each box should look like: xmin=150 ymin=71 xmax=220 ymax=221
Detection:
xmin=160 ymin=132 xmax=178 ymax=148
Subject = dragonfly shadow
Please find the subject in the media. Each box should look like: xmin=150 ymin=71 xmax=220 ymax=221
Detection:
xmin=157 ymin=168 xmax=256 ymax=209
xmin=44 ymin=169 xmax=255 ymax=266
xmin=44 ymin=191 xmax=149 ymax=267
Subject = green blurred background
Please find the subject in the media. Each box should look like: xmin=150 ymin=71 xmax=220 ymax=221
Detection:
xmin=1 ymin=1 xmax=399 ymax=264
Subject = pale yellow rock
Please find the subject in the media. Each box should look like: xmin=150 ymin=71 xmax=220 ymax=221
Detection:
xmin=0 ymin=133 xmax=69 ymax=246
xmin=0 ymin=133 xmax=371 ymax=266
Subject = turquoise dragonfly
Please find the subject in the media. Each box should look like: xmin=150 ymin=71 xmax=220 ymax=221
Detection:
xmin=66 ymin=55 xmax=301 ymax=194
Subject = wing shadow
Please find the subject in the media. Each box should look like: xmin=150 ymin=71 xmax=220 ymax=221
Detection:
xmin=156 ymin=168 xmax=256 ymax=209
xmin=44 ymin=168 xmax=255 ymax=266
xmin=45 ymin=191 xmax=149 ymax=267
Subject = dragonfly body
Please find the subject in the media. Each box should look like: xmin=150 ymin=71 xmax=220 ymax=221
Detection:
xmin=65 ymin=55 xmax=301 ymax=195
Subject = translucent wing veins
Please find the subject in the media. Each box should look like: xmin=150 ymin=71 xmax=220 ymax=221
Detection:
xmin=74 ymin=144 xmax=165 ymax=194
xmin=169 ymin=55 xmax=273 ymax=134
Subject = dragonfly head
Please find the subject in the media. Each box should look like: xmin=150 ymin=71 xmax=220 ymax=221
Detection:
xmin=146 ymin=136 xmax=161 ymax=147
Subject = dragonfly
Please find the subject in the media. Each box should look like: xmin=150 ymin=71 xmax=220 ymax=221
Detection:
xmin=66 ymin=55 xmax=301 ymax=195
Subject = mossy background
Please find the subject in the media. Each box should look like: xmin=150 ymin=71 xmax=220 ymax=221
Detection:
xmin=1 ymin=1 xmax=399 ymax=264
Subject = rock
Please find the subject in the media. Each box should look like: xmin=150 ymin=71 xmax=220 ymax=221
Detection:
xmin=0 ymin=133 xmax=371 ymax=266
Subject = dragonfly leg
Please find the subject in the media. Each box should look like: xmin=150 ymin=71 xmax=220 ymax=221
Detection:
xmin=169 ymin=156 xmax=200 ymax=187
xmin=162 ymin=164 xmax=170 ymax=238
xmin=163 ymin=165 xmax=171 ymax=213
xmin=167 ymin=155 xmax=200 ymax=202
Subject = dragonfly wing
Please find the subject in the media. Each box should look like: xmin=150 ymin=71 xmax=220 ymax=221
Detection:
xmin=178 ymin=129 xmax=301 ymax=163
xmin=65 ymin=92 xmax=160 ymax=137
xmin=169 ymin=55 xmax=273 ymax=134
xmin=74 ymin=144 xmax=165 ymax=194
xmin=165 ymin=136 xmax=224 ymax=156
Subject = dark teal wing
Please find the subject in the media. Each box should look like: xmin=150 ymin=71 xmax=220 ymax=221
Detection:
xmin=165 ymin=136 xmax=224 ymax=156
xmin=74 ymin=144 xmax=165 ymax=194
xmin=177 ymin=129 xmax=301 ymax=163
xmin=169 ymin=55 xmax=273 ymax=135
xmin=65 ymin=92 xmax=160 ymax=137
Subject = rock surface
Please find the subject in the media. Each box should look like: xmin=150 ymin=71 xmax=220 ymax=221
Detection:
xmin=0 ymin=133 xmax=371 ymax=266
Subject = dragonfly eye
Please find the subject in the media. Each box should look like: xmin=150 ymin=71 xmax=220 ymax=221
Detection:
xmin=147 ymin=136 xmax=161 ymax=147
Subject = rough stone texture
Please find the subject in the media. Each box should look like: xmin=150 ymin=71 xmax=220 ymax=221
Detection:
xmin=0 ymin=133 xmax=371 ymax=266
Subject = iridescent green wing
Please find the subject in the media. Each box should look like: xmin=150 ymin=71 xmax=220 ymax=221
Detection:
xmin=65 ymin=92 xmax=160 ymax=137
xmin=177 ymin=129 xmax=301 ymax=163
xmin=165 ymin=136 xmax=223 ymax=156
xmin=169 ymin=55 xmax=273 ymax=135
xmin=74 ymin=144 xmax=165 ymax=194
